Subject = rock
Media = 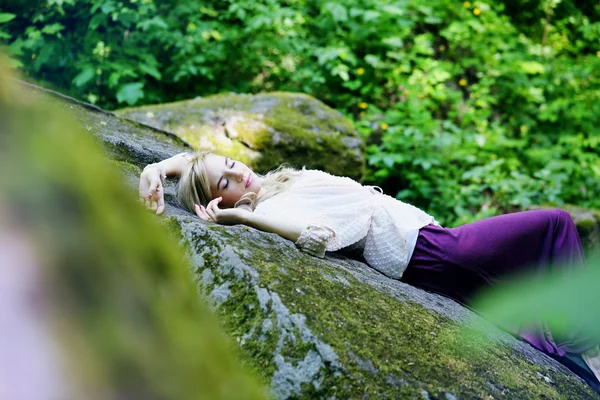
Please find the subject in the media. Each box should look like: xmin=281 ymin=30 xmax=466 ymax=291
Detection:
xmin=115 ymin=92 xmax=365 ymax=180
xmin=2 ymin=74 xmax=265 ymax=399
xmin=564 ymin=205 xmax=600 ymax=251
xmin=16 ymin=80 xmax=600 ymax=399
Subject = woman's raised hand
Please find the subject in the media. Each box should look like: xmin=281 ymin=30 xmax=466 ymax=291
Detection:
xmin=139 ymin=165 xmax=165 ymax=215
xmin=194 ymin=197 xmax=251 ymax=225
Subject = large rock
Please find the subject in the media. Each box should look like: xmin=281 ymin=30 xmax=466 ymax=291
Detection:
xmin=22 ymin=81 xmax=599 ymax=399
xmin=3 ymin=77 xmax=265 ymax=399
xmin=115 ymin=92 xmax=365 ymax=180
xmin=563 ymin=205 xmax=599 ymax=251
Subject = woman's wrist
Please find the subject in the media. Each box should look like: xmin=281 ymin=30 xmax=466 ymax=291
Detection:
xmin=143 ymin=163 xmax=160 ymax=171
xmin=145 ymin=152 xmax=191 ymax=179
xmin=143 ymin=163 xmax=166 ymax=183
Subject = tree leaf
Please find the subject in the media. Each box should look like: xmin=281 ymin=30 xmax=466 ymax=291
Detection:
xmin=365 ymin=54 xmax=385 ymax=69
xmin=139 ymin=64 xmax=162 ymax=80
xmin=363 ymin=11 xmax=380 ymax=21
xmin=72 ymin=66 xmax=96 ymax=87
xmin=137 ymin=16 xmax=168 ymax=31
xmin=0 ymin=13 xmax=16 ymax=24
xmin=41 ymin=23 xmax=65 ymax=35
xmin=519 ymin=61 xmax=545 ymax=75
xmin=382 ymin=37 xmax=404 ymax=48
xmin=324 ymin=3 xmax=347 ymax=22
xmin=116 ymin=82 xmax=145 ymax=105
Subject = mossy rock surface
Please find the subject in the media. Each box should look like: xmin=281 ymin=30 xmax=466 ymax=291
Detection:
xmin=27 ymin=81 xmax=599 ymax=399
xmin=115 ymin=92 xmax=365 ymax=180
xmin=4 ymin=78 xmax=265 ymax=399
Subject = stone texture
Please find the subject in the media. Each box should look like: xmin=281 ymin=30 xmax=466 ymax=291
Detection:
xmin=115 ymin=92 xmax=365 ymax=180
xmin=23 ymin=81 xmax=600 ymax=399
xmin=3 ymin=76 xmax=265 ymax=400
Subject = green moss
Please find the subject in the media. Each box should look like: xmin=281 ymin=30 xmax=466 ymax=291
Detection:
xmin=173 ymin=220 xmax=596 ymax=399
xmin=576 ymin=218 xmax=597 ymax=235
xmin=108 ymin=159 xmax=141 ymax=176
xmin=2 ymin=69 xmax=266 ymax=400
xmin=115 ymin=92 xmax=365 ymax=180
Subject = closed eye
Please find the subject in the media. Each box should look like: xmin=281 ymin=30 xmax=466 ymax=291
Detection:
xmin=223 ymin=160 xmax=236 ymax=189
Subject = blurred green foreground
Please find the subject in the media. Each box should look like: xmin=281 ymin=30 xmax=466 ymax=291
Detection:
xmin=0 ymin=59 xmax=266 ymax=399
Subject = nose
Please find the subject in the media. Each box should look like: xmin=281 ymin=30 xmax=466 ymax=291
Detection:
xmin=226 ymin=168 xmax=244 ymax=183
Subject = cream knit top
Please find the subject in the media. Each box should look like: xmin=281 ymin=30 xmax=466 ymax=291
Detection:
xmin=253 ymin=170 xmax=439 ymax=279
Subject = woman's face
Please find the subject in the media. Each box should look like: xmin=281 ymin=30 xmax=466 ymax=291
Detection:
xmin=204 ymin=154 xmax=263 ymax=208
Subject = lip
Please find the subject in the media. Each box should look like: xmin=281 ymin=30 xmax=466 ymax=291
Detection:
xmin=245 ymin=173 xmax=252 ymax=188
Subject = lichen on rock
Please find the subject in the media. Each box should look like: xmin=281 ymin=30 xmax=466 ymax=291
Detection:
xmin=115 ymin=92 xmax=365 ymax=180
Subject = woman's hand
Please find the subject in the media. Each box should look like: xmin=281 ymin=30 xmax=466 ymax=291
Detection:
xmin=139 ymin=165 xmax=165 ymax=215
xmin=194 ymin=197 xmax=251 ymax=225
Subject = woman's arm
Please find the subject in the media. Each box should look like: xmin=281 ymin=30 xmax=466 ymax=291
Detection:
xmin=139 ymin=152 xmax=192 ymax=215
xmin=144 ymin=152 xmax=192 ymax=178
xmin=196 ymin=197 xmax=305 ymax=242
xmin=243 ymin=209 xmax=305 ymax=242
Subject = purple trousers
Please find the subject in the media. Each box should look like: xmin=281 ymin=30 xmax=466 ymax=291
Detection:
xmin=401 ymin=209 xmax=595 ymax=356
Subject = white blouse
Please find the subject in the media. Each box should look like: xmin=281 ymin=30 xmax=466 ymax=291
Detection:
xmin=253 ymin=170 xmax=439 ymax=279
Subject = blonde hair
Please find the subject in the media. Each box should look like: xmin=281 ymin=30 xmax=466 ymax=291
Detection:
xmin=175 ymin=151 xmax=213 ymax=213
xmin=175 ymin=151 xmax=303 ymax=213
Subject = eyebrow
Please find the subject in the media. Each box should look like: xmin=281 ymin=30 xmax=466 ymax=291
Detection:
xmin=216 ymin=157 xmax=229 ymax=190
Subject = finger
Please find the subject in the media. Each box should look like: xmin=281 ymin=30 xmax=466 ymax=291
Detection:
xmin=150 ymin=200 xmax=158 ymax=212
xmin=207 ymin=203 xmax=220 ymax=219
xmin=144 ymin=199 xmax=151 ymax=209
xmin=207 ymin=196 xmax=222 ymax=206
xmin=195 ymin=204 xmax=211 ymax=221
xmin=156 ymin=198 xmax=165 ymax=215
xmin=193 ymin=204 xmax=205 ymax=219
xmin=207 ymin=197 xmax=222 ymax=211
xmin=147 ymin=177 xmax=161 ymax=195
xmin=138 ymin=176 xmax=148 ymax=195
xmin=205 ymin=204 xmax=217 ymax=221
xmin=199 ymin=205 xmax=211 ymax=220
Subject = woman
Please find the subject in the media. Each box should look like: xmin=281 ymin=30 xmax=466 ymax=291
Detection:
xmin=139 ymin=151 xmax=600 ymax=391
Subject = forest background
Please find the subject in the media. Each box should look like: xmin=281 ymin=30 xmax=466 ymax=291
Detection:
xmin=1 ymin=0 xmax=599 ymax=227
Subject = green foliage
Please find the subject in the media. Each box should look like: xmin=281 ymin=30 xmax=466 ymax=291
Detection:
xmin=473 ymin=251 xmax=600 ymax=344
xmin=1 ymin=0 xmax=599 ymax=224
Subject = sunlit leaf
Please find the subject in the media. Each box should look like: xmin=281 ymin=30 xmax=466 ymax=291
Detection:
xmin=116 ymin=82 xmax=145 ymax=105
xmin=72 ymin=67 xmax=96 ymax=87
xmin=139 ymin=64 xmax=162 ymax=80
xmin=519 ymin=61 xmax=545 ymax=75
xmin=474 ymin=252 xmax=600 ymax=341
xmin=382 ymin=37 xmax=404 ymax=48
xmin=41 ymin=23 xmax=65 ymax=35
xmin=324 ymin=3 xmax=347 ymax=22
xmin=0 ymin=13 xmax=16 ymax=24
xmin=364 ymin=54 xmax=385 ymax=69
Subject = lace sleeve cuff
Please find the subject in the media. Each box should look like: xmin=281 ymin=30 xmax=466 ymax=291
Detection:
xmin=295 ymin=224 xmax=336 ymax=258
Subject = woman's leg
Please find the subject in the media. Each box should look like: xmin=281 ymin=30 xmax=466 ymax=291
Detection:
xmin=401 ymin=209 xmax=595 ymax=356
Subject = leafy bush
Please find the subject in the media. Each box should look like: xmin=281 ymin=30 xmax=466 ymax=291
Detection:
xmin=1 ymin=0 xmax=599 ymax=225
